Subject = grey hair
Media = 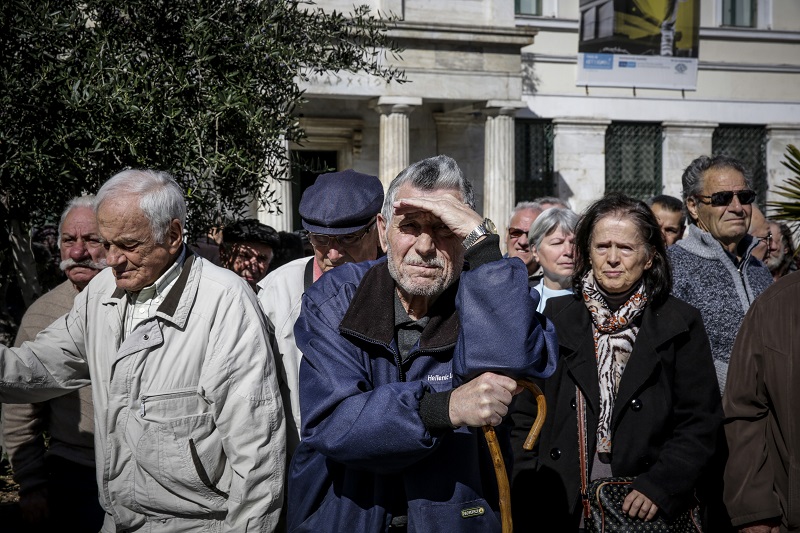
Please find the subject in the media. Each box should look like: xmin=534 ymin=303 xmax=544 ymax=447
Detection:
xmin=58 ymin=195 xmax=98 ymax=235
xmin=96 ymin=169 xmax=187 ymax=243
xmin=534 ymin=196 xmax=570 ymax=209
xmin=507 ymin=201 xmax=543 ymax=227
xmin=647 ymin=194 xmax=686 ymax=227
xmin=381 ymin=155 xmax=474 ymax=227
xmin=527 ymin=207 xmax=579 ymax=249
xmin=681 ymin=155 xmax=752 ymax=224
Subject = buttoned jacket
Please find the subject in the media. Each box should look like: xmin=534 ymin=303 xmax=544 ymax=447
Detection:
xmin=511 ymin=294 xmax=722 ymax=527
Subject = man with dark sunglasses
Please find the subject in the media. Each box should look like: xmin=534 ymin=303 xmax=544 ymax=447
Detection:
xmin=668 ymin=155 xmax=773 ymax=531
xmin=257 ymin=169 xmax=384 ymax=460
xmin=669 ymin=154 xmax=771 ymax=395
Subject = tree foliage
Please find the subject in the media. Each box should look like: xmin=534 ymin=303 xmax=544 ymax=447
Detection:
xmin=768 ymin=144 xmax=800 ymax=222
xmin=1 ymin=0 xmax=404 ymax=236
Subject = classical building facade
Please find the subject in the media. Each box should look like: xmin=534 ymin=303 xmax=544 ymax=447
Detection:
xmin=258 ymin=0 xmax=800 ymax=242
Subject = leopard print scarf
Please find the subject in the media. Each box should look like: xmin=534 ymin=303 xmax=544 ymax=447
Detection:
xmin=581 ymin=271 xmax=647 ymax=456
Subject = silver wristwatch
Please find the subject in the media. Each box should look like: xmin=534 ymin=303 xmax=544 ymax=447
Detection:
xmin=462 ymin=218 xmax=497 ymax=249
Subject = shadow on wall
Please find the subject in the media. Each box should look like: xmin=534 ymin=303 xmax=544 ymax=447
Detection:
xmin=553 ymin=171 xmax=575 ymax=210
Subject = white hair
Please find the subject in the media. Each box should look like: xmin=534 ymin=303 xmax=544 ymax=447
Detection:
xmin=96 ymin=169 xmax=186 ymax=243
xmin=58 ymin=195 xmax=98 ymax=235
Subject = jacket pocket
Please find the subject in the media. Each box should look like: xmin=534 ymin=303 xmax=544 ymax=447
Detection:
xmin=409 ymin=498 xmax=501 ymax=533
xmin=133 ymin=390 xmax=228 ymax=516
xmin=138 ymin=386 xmax=202 ymax=421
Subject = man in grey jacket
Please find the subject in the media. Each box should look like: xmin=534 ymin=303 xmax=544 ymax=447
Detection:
xmin=668 ymin=155 xmax=772 ymax=532
xmin=668 ymin=155 xmax=772 ymax=395
xmin=0 ymin=169 xmax=285 ymax=532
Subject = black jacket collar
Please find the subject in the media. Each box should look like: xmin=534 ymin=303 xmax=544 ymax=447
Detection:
xmin=547 ymin=294 xmax=690 ymax=420
xmin=338 ymin=261 xmax=460 ymax=352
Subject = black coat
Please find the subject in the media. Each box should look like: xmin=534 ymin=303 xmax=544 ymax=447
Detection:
xmin=510 ymin=294 xmax=723 ymax=530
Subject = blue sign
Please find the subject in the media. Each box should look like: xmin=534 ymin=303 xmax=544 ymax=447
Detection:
xmin=583 ymin=54 xmax=613 ymax=70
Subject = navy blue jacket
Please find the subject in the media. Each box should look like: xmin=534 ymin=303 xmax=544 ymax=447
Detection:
xmin=287 ymin=240 xmax=558 ymax=532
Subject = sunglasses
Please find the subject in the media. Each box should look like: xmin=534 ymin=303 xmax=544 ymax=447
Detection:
xmin=507 ymin=227 xmax=527 ymax=239
xmin=695 ymin=189 xmax=756 ymax=207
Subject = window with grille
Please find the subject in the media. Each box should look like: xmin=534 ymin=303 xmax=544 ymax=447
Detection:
xmin=712 ymin=125 xmax=768 ymax=211
xmin=722 ymin=0 xmax=756 ymax=27
xmin=515 ymin=121 xmax=555 ymax=201
xmin=605 ymin=122 xmax=663 ymax=201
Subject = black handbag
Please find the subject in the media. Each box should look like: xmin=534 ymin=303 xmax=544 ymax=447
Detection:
xmin=577 ymin=387 xmax=702 ymax=533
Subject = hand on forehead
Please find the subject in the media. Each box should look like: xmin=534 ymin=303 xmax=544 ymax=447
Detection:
xmin=393 ymin=192 xmax=482 ymax=240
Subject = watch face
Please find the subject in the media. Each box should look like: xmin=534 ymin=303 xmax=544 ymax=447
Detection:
xmin=484 ymin=218 xmax=497 ymax=235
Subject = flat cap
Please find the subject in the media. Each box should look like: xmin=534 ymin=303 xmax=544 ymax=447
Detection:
xmin=223 ymin=219 xmax=280 ymax=248
xmin=299 ymin=169 xmax=384 ymax=235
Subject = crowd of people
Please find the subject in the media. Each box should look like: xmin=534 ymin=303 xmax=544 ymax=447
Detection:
xmin=0 ymin=153 xmax=796 ymax=533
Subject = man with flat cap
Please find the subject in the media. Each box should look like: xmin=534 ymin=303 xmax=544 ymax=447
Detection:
xmin=220 ymin=218 xmax=281 ymax=292
xmin=257 ymin=169 xmax=384 ymax=458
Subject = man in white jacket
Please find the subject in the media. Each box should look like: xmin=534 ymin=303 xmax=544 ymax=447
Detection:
xmin=258 ymin=169 xmax=383 ymax=457
xmin=0 ymin=169 xmax=285 ymax=533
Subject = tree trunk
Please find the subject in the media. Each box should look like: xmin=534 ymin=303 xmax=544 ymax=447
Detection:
xmin=8 ymin=219 xmax=42 ymax=308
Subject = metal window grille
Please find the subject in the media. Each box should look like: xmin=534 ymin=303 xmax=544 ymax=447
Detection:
xmin=515 ymin=120 xmax=554 ymax=201
xmin=605 ymin=122 xmax=663 ymax=201
xmin=712 ymin=125 xmax=768 ymax=211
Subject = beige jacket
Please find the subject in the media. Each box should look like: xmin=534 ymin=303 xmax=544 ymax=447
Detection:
xmin=0 ymin=254 xmax=285 ymax=532
xmin=257 ymin=256 xmax=312 ymax=457
xmin=4 ymin=279 xmax=95 ymax=493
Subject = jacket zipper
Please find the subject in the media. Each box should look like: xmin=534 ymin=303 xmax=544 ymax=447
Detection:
xmin=737 ymin=245 xmax=755 ymax=306
xmin=139 ymin=387 xmax=197 ymax=418
xmin=340 ymin=326 xmax=456 ymax=383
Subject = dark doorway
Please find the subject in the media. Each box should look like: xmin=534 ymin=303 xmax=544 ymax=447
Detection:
xmin=290 ymin=150 xmax=338 ymax=231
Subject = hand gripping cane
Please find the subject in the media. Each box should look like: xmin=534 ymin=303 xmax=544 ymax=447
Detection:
xmin=482 ymin=379 xmax=546 ymax=533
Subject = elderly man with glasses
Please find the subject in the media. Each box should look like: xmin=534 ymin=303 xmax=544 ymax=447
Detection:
xmin=667 ymin=155 xmax=773 ymax=533
xmin=257 ymin=169 xmax=384 ymax=459
xmin=504 ymin=201 xmax=544 ymax=286
xmin=668 ymin=155 xmax=772 ymax=395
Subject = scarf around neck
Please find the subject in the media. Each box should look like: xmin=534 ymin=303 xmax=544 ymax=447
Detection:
xmin=581 ymin=271 xmax=647 ymax=456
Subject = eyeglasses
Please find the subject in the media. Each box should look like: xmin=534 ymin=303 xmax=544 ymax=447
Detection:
xmin=753 ymin=232 xmax=773 ymax=260
xmin=507 ymin=227 xmax=527 ymax=239
xmin=308 ymin=219 xmax=376 ymax=249
xmin=695 ymin=189 xmax=756 ymax=207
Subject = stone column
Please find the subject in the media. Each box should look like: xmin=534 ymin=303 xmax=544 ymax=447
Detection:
xmin=766 ymin=124 xmax=800 ymax=207
xmin=482 ymin=101 xmax=524 ymax=239
xmin=256 ymin=178 xmax=293 ymax=232
xmin=255 ymin=138 xmax=293 ymax=231
xmin=661 ymin=122 xmax=717 ymax=199
xmin=374 ymin=96 xmax=422 ymax=188
xmin=434 ymin=113 xmax=486 ymax=215
xmin=552 ymin=118 xmax=611 ymax=214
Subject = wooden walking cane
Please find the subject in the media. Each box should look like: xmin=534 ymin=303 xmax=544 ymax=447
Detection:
xmin=483 ymin=379 xmax=547 ymax=533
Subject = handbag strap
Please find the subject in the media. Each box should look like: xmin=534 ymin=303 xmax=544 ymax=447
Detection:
xmin=576 ymin=386 xmax=591 ymax=519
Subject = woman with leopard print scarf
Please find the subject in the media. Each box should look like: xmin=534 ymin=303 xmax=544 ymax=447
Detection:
xmin=510 ymin=193 xmax=722 ymax=531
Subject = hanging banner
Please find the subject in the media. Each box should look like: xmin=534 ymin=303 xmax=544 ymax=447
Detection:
xmin=576 ymin=0 xmax=700 ymax=90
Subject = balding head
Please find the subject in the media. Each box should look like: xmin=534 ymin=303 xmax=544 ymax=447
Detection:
xmin=749 ymin=205 xmax=771 ymax=262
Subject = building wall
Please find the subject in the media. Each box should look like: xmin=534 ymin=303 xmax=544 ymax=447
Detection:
xmin=518 ymin=0 xmax=800 ymax=212
xmin=260 ymin=0 xmax=799 ymax=245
